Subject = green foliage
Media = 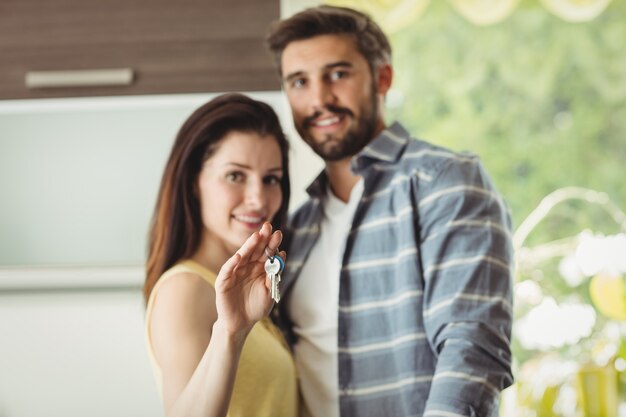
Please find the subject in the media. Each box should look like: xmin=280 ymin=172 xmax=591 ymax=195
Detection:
xmin=387 ymin=0 xmax=626 ymax=243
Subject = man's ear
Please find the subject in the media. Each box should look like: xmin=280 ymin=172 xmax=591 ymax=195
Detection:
xmin=376 ymin=63 xmax=393 ymax=95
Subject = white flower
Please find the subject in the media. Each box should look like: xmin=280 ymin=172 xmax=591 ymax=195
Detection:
xmin=514 ymin=280 xmax=544 ymax=305
xmin=575 ymin=231 xmax=626 ymax=277
xmin=515 ymin=297 xmax=596 ymax=351
xmin=558 ymin=254 xmax=587 ymax=287
xmin=518 ymin=355 xmax=578 ymax=399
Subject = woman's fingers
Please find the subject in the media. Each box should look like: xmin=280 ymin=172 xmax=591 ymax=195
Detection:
xmin=263 ymin=229 xmax=283 ymax=263
xmin=250 ymin=222 xmax=272 ymax=261
xmin=217 ymin=252 xmax=242 ymax=285
xmin=229 ymin=224 xmax=285 ymax=285
xmin=247 ymin=223 xmax=283 ymax=265
xmin=234 ymin=230 xmax=262 ymax=265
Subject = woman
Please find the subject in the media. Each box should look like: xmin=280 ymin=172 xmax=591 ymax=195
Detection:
xmin=144 ymin=93 xmax=297 ymax=417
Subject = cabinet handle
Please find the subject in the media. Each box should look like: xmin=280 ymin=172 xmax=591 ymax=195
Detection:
xmin=25 ymin=68 xmax=134 ymax=89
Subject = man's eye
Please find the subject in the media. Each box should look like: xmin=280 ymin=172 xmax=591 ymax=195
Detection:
xmin=330 ymin=71 xmax=347 ymax=81
xmin=292 ymin=78 xmax=306 ymax=89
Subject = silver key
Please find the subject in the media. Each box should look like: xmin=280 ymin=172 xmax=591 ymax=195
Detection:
xmin=264 ymin=255 xmax=284 ymax=303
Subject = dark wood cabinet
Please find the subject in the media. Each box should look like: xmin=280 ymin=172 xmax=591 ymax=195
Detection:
xmin=0 ymin=0 xmax=281 ymax=99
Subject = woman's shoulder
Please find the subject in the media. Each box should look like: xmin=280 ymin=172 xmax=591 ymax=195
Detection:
xmin=147 ymin=260 xmax=218 ymax=329
xmin=146 ymin=261 xmax=218 ymax=357
xmin=151 ymin=261 xmax=216 ymax=309
xmin=146 ymin=262 xmax=219 ymax=384
xmin=160 ymin=259 xmax=216 ymax=285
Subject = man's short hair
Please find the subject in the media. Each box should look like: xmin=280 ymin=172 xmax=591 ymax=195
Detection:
xmin=266 ymin=5 xmax=391 ymax=76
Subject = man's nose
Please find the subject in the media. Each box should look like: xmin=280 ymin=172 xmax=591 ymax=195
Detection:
xmin=310 ymin=80 xmax=334 ymax=111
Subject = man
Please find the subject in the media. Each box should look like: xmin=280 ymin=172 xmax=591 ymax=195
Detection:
xmin=266 ymin=5 xmax=514 ymax=417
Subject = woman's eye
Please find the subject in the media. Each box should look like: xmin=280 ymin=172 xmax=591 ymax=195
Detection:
xmin=264 ymin=175 xmax=281 ymax=185
xmin=225 ymin=172 xmax=245 ymax=182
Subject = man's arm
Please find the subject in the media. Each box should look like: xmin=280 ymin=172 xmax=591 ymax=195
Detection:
xmin=418 ymin=156 xmax=514 ymax=416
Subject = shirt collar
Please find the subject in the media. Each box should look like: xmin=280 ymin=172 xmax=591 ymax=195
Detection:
xmin=305 ymin=170 xmax=329 ymax=198
xmin=305 ymin=121 xmax=410 ymax=198
xmin=352 ymin=121 xmax=410 ymax=173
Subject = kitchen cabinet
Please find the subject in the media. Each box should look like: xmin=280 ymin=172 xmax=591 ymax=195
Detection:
xmin=0 ymin=0 xmax=280 ymax=99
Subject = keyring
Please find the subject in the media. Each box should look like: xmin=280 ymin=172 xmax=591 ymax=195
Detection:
xmin=264 ymin=246 xmax=279 ymax=260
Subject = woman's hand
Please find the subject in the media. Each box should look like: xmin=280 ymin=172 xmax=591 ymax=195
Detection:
xmin=213 ymin=222 xmax=285 ymax=337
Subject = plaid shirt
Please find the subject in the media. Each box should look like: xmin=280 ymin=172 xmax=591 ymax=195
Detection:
xmin=275 ymin=122 xmax=514 ymax=417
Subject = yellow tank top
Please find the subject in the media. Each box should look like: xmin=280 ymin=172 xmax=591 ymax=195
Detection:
xmin=145 ymin=259 xmax=298 ymax=417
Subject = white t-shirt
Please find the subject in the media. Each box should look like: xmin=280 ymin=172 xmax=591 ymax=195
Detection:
xmin=287 ymin=179 xmax=364 ymax=417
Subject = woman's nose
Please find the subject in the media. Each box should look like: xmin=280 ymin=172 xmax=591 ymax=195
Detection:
xmin=244 ymin=180 xmax=267 ymax=209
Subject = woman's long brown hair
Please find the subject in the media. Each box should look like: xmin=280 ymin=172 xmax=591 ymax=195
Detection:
xmin=143 ymin=93 xmax=290 ymax=303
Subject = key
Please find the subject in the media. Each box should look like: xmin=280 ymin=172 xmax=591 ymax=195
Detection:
xmin=264 ymin=258 xmax=279 ymax=302
xmin=264 ymin=255 xmax=284 ymax=303
xmin=264 ymin=256 xmax=283 ymax=302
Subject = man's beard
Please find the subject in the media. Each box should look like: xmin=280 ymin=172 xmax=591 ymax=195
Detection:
xmin=296 ymin=87 xmax=380 ymax=162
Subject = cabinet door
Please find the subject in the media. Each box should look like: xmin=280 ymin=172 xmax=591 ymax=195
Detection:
xmin=0 ymin=0 xmax=280 ymax=99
